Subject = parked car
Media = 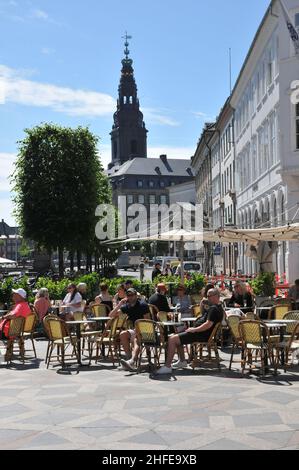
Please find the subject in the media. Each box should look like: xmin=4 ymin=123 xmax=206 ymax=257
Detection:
xmin=115 ymin=251 xmax=141 ymax=271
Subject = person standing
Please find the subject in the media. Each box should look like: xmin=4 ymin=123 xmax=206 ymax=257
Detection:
xmin=152 ymin=262 xmax=162 ymax=282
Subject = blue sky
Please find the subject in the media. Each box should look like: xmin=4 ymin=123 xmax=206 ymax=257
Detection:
xmin=0 ymin=0 xmax=269 ymax=225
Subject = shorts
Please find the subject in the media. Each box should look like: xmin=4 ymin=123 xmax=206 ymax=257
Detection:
xmin=127 ymin=329 xmax=136 ymax=343
xmin=179 ymin=331 xmax=210 ymax=346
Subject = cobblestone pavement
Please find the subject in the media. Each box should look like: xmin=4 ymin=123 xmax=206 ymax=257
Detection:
xmin=0 ymin=338 xmax=299 ymax=450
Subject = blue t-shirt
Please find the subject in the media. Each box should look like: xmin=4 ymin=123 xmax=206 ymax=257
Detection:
xmin=121 ymin=300 xmax=149 ymax=326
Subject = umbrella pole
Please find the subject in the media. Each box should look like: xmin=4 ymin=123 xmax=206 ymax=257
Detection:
xmin=179 ymin=238 xmax=184 ymax=284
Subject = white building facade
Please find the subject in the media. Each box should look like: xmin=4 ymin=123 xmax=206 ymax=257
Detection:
xmin=230 ymin=0 xmax=299 ymax=283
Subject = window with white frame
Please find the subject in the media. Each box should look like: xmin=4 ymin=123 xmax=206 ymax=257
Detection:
xmin=160 ymin=195 xmax=167 ymax=204
xmin=149 ymin=194 xmax=156 ymax=204
xmin=138 ymin=195 xmax=145 ymax=204
xmin=137 ymin=180 xmax=143 ymax=188
xmin=264 ymin=120 xmax=269 ymax=170
xmin=127 ymin=195 xmax=134 ymax=204
xmin=296 ymin=103 xmax=299 ymax=150
xmin=267 ymin=48 xmax=273 ymax=86
xmin=269 ymin=112 xmax=276 ymax=165
xmin=258 ymin=127 xmax=265 ymax=173
xmin=252 ymin=136 xmax=257 ymax=181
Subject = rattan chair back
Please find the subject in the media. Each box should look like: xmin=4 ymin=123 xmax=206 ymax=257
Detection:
xmin=7 ymin=316 xmax=25 ymax=337
xmin=239 ymin=320 xmax=267 ymax=346
xmin=270 ymin=304 xmax=292 ymax=320
xmin=135 ymin=319 xmax=159 ymax=346
xmin=91 ymin=303 xmax=110 ymax=317
xmin=23 ymin=313 xmax=37 ymax=333
xmin=227 ymin=315 xmax=241 ymax=340
xmin=44 ymin=316 xmax=67 ymax=341
xmin=148 ymin=304 xmax=159 ymax=321
xmin=157 ymin=311 xmax=170 ymax=322
xmin=192 ymin=304 xmax=201 ymax=317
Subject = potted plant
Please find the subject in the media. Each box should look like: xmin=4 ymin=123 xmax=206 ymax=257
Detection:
xmin=249 ymin=273 xmax=276 ymax=306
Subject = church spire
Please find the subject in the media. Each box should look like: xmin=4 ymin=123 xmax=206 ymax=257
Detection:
xmin=109 ymin=34 xmax=148 ymax=168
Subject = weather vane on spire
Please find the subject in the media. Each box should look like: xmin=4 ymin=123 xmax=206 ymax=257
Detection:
xmin=122 ymin=31 xmax=132 ymax=60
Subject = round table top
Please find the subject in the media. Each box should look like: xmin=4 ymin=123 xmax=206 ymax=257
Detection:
xmin=265 ymin=319 xmax=298 ymax=324
xmin=180 ymin=317 xmax=197 ymax=322
xmin=161 ymin=321 xmax=184 ymax=327
xmin=90 ymin=316 xmax=110 ymax=321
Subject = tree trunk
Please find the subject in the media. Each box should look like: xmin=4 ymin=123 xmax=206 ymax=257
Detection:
xmin=58 ymin=247 xmax=64 ymax=278
xmin=77 ymin=250 xmax=81 ymax=271
xmin=86 ymin=253 xmax=92 ymax=272
xmin=70 ymin=251 xmax=74 ymax=272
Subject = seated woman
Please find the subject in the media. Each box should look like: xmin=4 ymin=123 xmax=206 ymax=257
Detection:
xmin=113 ymin=284 xmax=127 ymax=307
xmin=34 ymin=288 xmax=51 ymax=329
xmin=61 ymin=284 xmax=83 ymax=320
xmin=173 ymin=285 xmax=192 ymax=318
xmin=0 ymin=288 xmax=31 ymax=339
xmin=95 ymin=283 xmax=113 ymax=311
xmin=227 ymin=281 xmax=254 ymax=314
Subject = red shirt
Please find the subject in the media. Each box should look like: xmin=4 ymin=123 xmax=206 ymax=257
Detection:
xmin=0 ymin=301 xmax=31 ymax=337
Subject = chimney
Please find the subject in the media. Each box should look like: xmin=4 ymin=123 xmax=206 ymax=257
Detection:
xmin=159 ymin=154 xmax=167 ymax=165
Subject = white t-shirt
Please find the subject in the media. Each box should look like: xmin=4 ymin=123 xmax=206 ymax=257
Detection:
xmin=62 ymin=292 xmax=83 ymax=312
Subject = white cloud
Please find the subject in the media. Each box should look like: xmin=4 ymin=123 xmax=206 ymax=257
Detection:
xmin=31 ymin=9 xmax=48 ymax=20
xmin=192 ymin=111 xmax=215 ymax=121
xmin=0 ymin=65 xmax=180 ymax=125
xmin=0 ymin=65 xmax=116 ymax=117
xmin=143 ymin=108 xmax=180 ymax=127
xmin=41 ymin=47 xmax=55 ymax=55
xmin=0 ymin=197 xmax=16 ymax=226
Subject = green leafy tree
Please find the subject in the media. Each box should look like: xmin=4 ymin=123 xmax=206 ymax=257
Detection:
xmin=12 ymin=123 xmax=111 ymax=277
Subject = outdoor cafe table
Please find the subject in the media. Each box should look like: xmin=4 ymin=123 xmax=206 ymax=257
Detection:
xmin=264 ymin=320 xmax=298 ymax=366
xmin=255 ymin=306 xmax=273 ymax=319
xmin=65 ymin=320 xmax=95 ymax=366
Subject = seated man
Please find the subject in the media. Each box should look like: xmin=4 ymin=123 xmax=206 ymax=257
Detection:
xmin=109 ymin=288 xmax=149 ymax=371
xmin=148 ymin=283 xmax=171 ymax=316
xmin=157 ymin=288 xmax=224 ymax=374
xmin=227 ymin=281 xmax=254 ymax=313
xmin=0 ymin=288 xmax=31 ymax=339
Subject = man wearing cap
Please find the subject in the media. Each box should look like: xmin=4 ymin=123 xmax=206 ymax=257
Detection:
xmin=109 ymin=288 xmax=150 ymax=371
xmin=149 ymin=283 xmax=171 ymax=315
xmin=152 ymin=262 xmax=162 ymax=282
xmin=0 ymin=288 xmax=31 ymax=339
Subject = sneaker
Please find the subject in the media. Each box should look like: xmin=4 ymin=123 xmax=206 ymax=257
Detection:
xmin=120 ymin=358 xmax=137 ymax=372
xmin=171 ymin=360 xmax=188 ymax=369
xmin=156 ymin=366 xmax=172 ymax=375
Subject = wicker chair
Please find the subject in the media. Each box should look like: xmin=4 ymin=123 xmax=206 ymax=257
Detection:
xmin=273 ymin=321 xmax=299 ymax=373
xmin=157 ymin=311 xmax=172 ymax=322
xmin=226 ymin=315 xmax=242 ymax=370
xmin=268 ymin=304 xmax=292 ymax=320
xmin=91 ymin=303 xmax=111 ymax=317
xmin=23 ymin=312 xmax=38 ymax=358
xmin=43 ymin=315 xmax=78 ymax=368
xmin=135 ymin=319 xmax=164 ymax=372
xmin=238 ymin=320 xmax=272 ymax=376
xmin=90 ymin=317 xmax=120 ymax=366
xmin=192 ymin=304 xmax=201 ymax=317
xmin=2 ymin=316 xmax=25 ymax=364
xmin=190 ymin=322 xmax=222 ymax=371
xmin=148 ymin=304 xmax=159 ymax=321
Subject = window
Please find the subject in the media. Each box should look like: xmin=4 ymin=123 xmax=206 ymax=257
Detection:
xmin=267 ymin=49 xmax=273 ymax=86
xmin=295 ymin=13 xmax=299 ymax=27
xmin=160 ymin=181 xmax=165 ymax=188
xmin=269 ymin=113 xmax=276 ymax=165
xmin=149 ymin=195 xmax=156 ymax=204
xmin=252 ymin=136 xmax=257 ymax=181
xmin=138 ymin=195 xmax=145 ymax=204
xmin=160 ymin=195 xmax=167 ymax=204
xmin=127 ymin=195 xmax=133 ymax=204
xmin=137 ymin=180 xmax=143 ymax=188
xmin=148 ymin=181 xmax=154 ymax=188
xmin=296 ymin=103 xmax=299 ymax=150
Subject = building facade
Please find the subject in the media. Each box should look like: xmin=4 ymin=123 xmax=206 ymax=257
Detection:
xmin=108 ymin=38 xmax=194 ymax=232
xmin=231 ymin=0 xmax=299 ymax=282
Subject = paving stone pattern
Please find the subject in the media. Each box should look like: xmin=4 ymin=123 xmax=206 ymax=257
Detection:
xmin=0 ymin=338 xmax=298 ymax=450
